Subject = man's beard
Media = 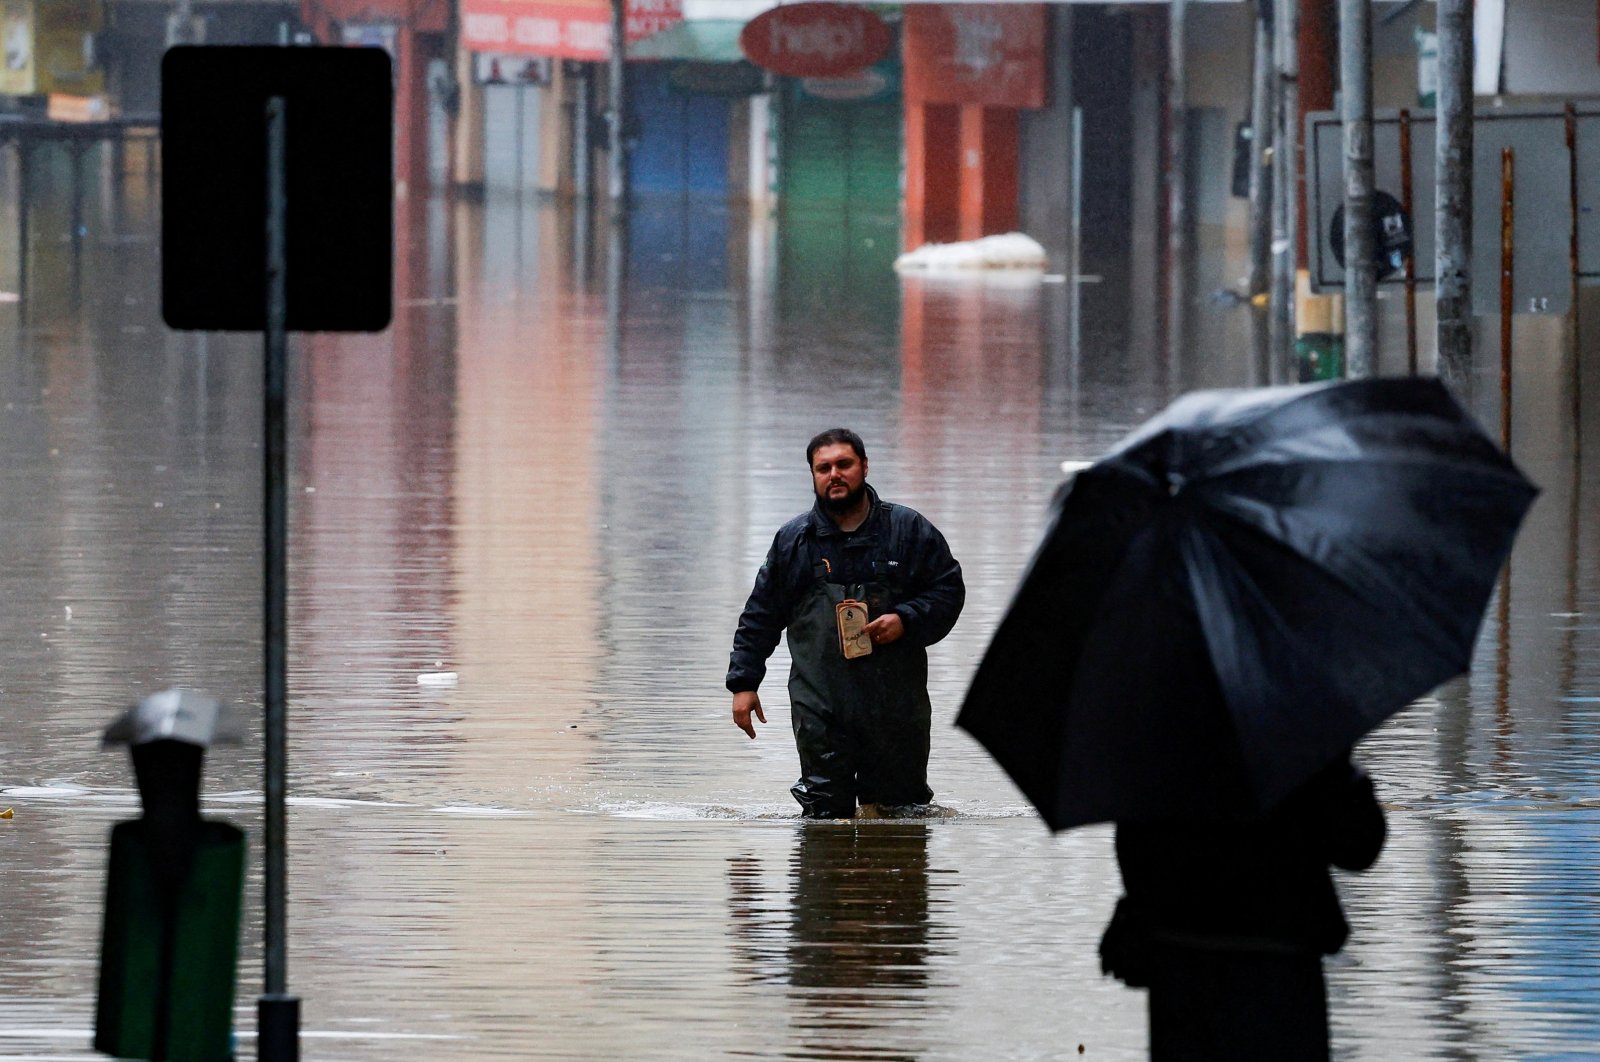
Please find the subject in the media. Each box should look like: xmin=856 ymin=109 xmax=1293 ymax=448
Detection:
xmin=818 ymin=481 xmax=867 ymax=515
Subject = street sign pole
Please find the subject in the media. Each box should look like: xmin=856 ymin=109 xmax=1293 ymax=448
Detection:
xmin=258 ymin=94 xmax=300 ymax=1062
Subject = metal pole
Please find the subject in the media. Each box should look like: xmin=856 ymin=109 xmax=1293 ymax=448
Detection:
xmin=1435 ymin=0 xmax=1474 ymax=392
xmin=1270 ymin=0 xmax=1299 ymax=382
xmin=259 ymin=95 xmax=300 ymax=1062
xmin=1500 ymin=147 xmax=1514 ymax=452
xmin=607 ymin=0 xmax=627 ymax=208
xmin=1248 ymin=0 xmax=1275 ymax=303
xmin=1340 ymin=0 xmax=1376 ymax=378
xmin=1164 ymin=0 xmax=1188 ymax=392
xmin=1399 ymin=108 xmax=1418 ymax=375
xmin=1566 ymin=102 xmax=1582 ymax=458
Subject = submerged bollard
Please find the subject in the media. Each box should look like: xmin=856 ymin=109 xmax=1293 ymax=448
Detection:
xmin=95 ymin=690 xmax=246 ymax=1062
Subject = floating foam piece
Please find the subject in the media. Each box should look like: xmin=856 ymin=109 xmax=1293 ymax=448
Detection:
xmin=894 ymin=232 xmax=1049 ymax=272
xmin=417 ymin=671 xmax=458 ymax=686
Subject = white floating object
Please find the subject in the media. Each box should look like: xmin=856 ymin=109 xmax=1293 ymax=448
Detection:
xmin=894 ymin=232 xmax=1049 ymax=272
xmin=417 ymin=671 xmax=458 ymax=686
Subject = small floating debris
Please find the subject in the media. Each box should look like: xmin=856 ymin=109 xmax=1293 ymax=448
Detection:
xmin=0 ymin=808 xmax=13 ymax=819
xmin=894 ymin=232 xmax=1048 ymax=272
xmin=0 ymin=292 xmax=19 ymax=303
xmin=417 ymin=671 xmax=458 ymax=686
xmin=433 ymin=804 xmax=523 ymax=817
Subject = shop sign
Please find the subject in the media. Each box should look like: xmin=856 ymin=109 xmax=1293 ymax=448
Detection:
xmin=2 ymin=0 xmax=33 ymax=96
xmin=668 ymin=61 xmax=764 ymax=98
xmin=740 ymin=3 xmax=891 ymax=79
xmin=475 ymin=53 xmax=553 ymax=85
xmin=903 ymin=4 xmax=1045 ymax=109
xmin=462 ymin=0 xmax=682 ymax=60
xmin=799 ymin=62 xmax=896 ymax=104
xmin=1 ymin=0 xmax=104 ymax=97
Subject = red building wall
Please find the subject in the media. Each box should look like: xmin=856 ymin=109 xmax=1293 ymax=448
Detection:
xmin=901 ymin=4 xmax=1046 ymax=250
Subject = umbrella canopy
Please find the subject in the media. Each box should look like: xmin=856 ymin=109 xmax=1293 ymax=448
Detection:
xmin=957 ymin=377 xmax=1538 ymax=831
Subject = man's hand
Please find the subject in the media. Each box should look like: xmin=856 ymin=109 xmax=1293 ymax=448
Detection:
xmin=863 ymin=612 xmax=905 ymax=647
xmin=733 ymin=690 xmax=766 ymax=739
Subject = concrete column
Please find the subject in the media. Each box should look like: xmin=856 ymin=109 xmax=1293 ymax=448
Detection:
xmin=393 ymin=27 xmax=431 ymax=200
xmin=538 ymin=64 xmax=568 ymax=196
xmin=1127 ymin=10 xmax=1166 ymax=363
xmin=453 ymin=46 xmax=486 ymax=192
xmin=747 ymin=93 xmax=772 ymax=209
xmin=904 ymin=102 xmax=960 ymax=250
xmin=1019 ymin=4 xmax=1075 ymax=269
xmin=957 ymin=104 xmax=1019 ymax=241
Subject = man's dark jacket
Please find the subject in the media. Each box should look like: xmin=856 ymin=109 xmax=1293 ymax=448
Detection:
xmin=726 ymin=486 xmax=964 ymax=693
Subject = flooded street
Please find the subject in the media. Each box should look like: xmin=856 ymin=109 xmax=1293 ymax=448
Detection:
xmin=2 ymin=170 xmax=1599 ymax=1059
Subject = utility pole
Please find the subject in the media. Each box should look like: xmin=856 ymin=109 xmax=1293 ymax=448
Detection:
xmin=1248 ymin=0 xmax=1276 ymax=383
xmin=607 ymin=0 xmax=628 ymax=209
xmin=1436 ymin=0 xmax=1474 ymax=391
xmin=1248 ymin=1 xmax=1275 ymax=298
xmin=1340 ymin=0 xmax=1376 ymax=377
xmin=1270 ymin=0 xmax=1299 ymax=381
xmin=1164 ymin=0 xmax=1189 ymax=392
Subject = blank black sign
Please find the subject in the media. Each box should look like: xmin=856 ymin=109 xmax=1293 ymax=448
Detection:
xmin=162 ymin=46 xmax=392 ymax=332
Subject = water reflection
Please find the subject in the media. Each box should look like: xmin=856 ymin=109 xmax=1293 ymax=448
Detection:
xmin=729 ymin=823 xmax=949 ymax=1060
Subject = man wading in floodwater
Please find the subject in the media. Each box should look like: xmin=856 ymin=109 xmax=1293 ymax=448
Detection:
xmin=727 ymin=429 xmax=965 ymax=818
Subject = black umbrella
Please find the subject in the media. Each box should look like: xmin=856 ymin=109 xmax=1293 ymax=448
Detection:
xmin=957 ymin=377 xmax=1538 ymax=831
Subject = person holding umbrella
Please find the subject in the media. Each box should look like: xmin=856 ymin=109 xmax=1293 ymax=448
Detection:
xmin=727 ymin=428 xmax=965 ymax=818
xmin=1099 ymin=749 xmax=1387 ymax=1058
xmin=958 ymin=378 xmax=1538 ymax=1058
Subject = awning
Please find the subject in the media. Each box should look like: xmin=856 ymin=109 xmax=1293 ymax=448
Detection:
xmin=627 ymin=18 xmax=746 ymax=62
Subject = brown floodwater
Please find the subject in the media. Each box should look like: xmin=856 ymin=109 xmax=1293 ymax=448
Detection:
xmin=1 ymin=160 xmax=1598 ymax=1060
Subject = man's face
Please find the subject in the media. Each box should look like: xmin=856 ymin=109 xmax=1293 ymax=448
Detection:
xmin=811 ymin=442 xmax=868 ymax=513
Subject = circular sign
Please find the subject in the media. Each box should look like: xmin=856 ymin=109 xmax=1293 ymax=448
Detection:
xmin=739 ymin=2 xmax=892 ymax=79
xmin=1330 ymin=190 xmax=1413 ymax=280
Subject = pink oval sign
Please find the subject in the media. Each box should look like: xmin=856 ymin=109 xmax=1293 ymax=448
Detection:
xmin=740 ymin=3 xmax=892 ymax=80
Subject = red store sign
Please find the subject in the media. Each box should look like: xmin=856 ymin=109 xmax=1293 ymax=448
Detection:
xmin=903 ymin=4 xmax=1046 ymax=110
xmin=740 ymin=3 xmax=892 ymax=80
xmin=462 ymin=0 xmax=682 ymax=60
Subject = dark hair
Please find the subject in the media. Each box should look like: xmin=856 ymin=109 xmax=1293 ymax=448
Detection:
xmin=806 ymin=428 xmax=867 ymax=467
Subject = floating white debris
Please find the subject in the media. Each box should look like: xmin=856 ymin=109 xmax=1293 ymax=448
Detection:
xmin=1060 ymin=460 xmax=1095 ymax=475
xmin=894 ymin=232 xmax=1049 ymax=272
xmin=432 ymin=804 xmax=523 ymax=817
xmin=417 ymin=671 xmax=458 ymax=686
xmin=0 ymin=292 xmax=18 ymax=303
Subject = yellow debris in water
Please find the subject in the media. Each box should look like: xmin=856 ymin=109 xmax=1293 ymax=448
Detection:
xmin=0 ymin=808 xmax=13 ymax=819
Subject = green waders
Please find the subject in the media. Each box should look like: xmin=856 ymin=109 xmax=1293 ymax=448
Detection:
xmin=786 ymin=572 xmax=934 ymax=818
